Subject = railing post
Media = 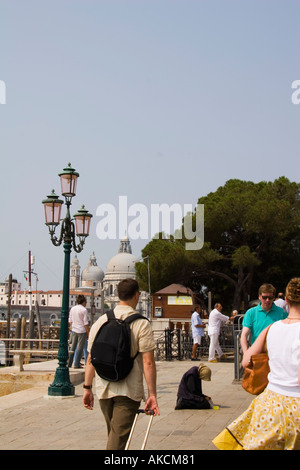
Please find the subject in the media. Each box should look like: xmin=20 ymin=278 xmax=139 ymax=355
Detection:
xmin=233 ymin=315 xmax=245 ymax=381
xmin=177 ymin=329 xmax=182 ymax=360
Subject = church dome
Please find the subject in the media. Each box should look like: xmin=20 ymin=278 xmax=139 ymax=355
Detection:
xmin=81 ymin=252 xmax=104 ymax=282
xmin=106 ymin=252 xmax=138 ymax=274
xmin=106 ymin=236 xmax=139 ymax=275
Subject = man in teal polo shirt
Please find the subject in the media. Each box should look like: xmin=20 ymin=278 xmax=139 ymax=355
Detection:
xmin=240 ymin=283 xmax=287 ymax=353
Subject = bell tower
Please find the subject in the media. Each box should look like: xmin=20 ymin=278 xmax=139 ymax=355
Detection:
xmin=70 ymin=255 xmax=81 ymax=289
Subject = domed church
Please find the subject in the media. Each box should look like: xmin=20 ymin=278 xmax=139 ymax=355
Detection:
xmin=103 ymin=235 xmax=139 ymax=298
xmin=81 ymin=252 xmax=104 ymax=289
xmin=70 ymin=236 xmax=150 ymax=317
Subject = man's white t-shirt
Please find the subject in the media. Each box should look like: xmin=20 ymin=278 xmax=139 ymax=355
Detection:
xmin=68 ymin=304 xmax=89 ymax=333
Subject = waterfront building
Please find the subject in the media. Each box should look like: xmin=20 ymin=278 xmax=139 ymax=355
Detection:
xmin=0 ymin=236 xmax=150 ymax=323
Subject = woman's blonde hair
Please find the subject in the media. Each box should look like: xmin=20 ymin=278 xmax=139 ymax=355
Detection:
xmin=285 ymin=278 xmax=300 ymax=306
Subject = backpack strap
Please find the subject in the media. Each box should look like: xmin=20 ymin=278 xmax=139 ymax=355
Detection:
xmin=125 ymin=313 xmax=149 ymax=324
xmin=106 ymin=309 xmax=115 ymax=320
xmin=125 ymin=314 xmax=149 ymax=360
xmin=105 ymin=311 xmax=148 ymax=323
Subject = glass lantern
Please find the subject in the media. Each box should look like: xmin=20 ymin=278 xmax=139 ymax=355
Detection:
xmin=58 ymin=163 xmax=79 ymax=198
xmin=42 ymin=190 xmax=63 ymax=227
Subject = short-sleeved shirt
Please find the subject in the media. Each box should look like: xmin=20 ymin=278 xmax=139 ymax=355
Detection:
xmin=68 ymin=304 xmax=89 ymax=333
xmin=191 ymin=311 xmax=204 ymax=338
xmin=88 ymin=305 xmax=156 ymax=402
xmin=242 ymin=302 xmax=287 ymax=344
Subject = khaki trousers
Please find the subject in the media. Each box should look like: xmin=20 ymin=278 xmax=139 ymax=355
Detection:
xmin=100 ymin=396 xmax=140 ymax=450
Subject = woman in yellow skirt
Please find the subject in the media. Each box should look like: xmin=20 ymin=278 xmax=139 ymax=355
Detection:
xmin=213 ymin=278 xmax=300 ymax=450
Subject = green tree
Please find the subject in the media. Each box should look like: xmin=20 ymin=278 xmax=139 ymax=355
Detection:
xmin=137 ymin=177 xmax=300 ymax=311
xmin=186 ymin=177 xmax=300 ymax=309
xmin=135 ymin=233 xmax=188 ymax=294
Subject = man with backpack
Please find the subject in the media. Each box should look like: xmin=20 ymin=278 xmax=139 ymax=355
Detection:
xmin=82 ymin=278 xmax=159 ymax=450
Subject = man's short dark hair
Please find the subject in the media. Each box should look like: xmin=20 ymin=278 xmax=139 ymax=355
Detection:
xmin=258 ymin=283 xmax=276 ymax=297
xmin=192 ymin=304 xmax=201 ymax=311
xmin=76 ymin=294 xmax=86 ymax=305
xmin=117 ymin=278 xmax=139 ymax=301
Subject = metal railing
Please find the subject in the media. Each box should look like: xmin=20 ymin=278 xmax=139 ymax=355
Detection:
xmin=155 ymin=323 xmax=237 ymax=361
xmin=0 ymin=338 xmax=59 ymax=349
xmin=232 ymin=315 xmax=245 ymax=381
xmin=0 ymin=337 xmax=60 ymax=367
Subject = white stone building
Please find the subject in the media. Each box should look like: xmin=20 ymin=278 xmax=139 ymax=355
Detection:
xmin=102 ymin=236 xmax=150 ymax=317
xmin=70 ymin=235 xmax=150 ymax=317
xmin=0 ymin=236 xmax=151 ymax=320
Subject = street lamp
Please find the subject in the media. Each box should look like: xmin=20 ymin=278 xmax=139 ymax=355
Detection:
xmin=42 ymin=163 xmax=92 ymax=396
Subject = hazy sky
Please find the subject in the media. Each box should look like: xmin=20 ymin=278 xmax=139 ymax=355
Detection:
xmin=1 ymin=0 xmax=299 ymax=291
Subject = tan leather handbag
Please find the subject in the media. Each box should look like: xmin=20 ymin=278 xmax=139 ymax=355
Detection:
xmin=242 ymin=325 xmax=271 ymax=395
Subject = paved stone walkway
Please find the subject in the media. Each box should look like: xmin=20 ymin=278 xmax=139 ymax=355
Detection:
xmin=0 ymin=359 xmax=253 ymax=451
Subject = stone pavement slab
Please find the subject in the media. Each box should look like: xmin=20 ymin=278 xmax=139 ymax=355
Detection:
xmin=0 ymin=359 xmax=253 ymax=451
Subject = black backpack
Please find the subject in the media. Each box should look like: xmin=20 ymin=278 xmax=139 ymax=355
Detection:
xmin=91 ymin=310 xmax=148 ymax=382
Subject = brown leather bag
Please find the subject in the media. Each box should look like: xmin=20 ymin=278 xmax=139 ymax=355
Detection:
xmin=241 ymin=325 xmax=271 ymax=395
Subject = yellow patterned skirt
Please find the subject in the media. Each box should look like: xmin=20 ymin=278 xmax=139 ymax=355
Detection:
xmin=213 ymin=389 xmax=300 ymax=450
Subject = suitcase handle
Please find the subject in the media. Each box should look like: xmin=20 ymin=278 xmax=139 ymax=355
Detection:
xmin=137 ymin=408 xmax=155 ymax=415
xmin=125 ymin=409 xmax=154 ymax=450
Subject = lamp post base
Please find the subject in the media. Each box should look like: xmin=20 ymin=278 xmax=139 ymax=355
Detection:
xmin=48 ymin=366 xmax=75 ymax=397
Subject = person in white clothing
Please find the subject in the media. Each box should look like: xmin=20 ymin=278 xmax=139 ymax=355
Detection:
xmin=213 ymin=277 xmax=300 ymax=450
xmin=68 ymin=294 xmax=89 ymax=368
xmin=191 ymin=304 xmax=205 ymax=360
xmin=208 ymin=303 xmax=228 ymax=362
xmin=274 ymin=292 xmax=288 ymax=313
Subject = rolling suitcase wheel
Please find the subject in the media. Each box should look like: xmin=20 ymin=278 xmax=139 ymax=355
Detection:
xmin=125 ymin=409 xmax=154 ymax=450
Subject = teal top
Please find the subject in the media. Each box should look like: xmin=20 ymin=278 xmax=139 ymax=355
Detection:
xmin=242 ymin=302 xmax=287 ymax=344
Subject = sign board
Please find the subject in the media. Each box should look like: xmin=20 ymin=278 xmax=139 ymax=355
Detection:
xmin=167 ymin=295 xmax=192 ymax=306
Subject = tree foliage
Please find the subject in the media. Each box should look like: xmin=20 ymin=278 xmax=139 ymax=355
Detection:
xmin=135 ymin=234 xmax=188 ymax=294
xmin=136 ymin=177 xmax=300 ymax=311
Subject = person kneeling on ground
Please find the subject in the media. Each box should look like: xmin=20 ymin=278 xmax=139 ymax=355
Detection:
xmin=175 ymin=363 xmax=212 ymax=410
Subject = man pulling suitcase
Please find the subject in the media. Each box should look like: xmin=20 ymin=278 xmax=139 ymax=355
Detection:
xmin=83 ymin=278 xmax=159 ymax=450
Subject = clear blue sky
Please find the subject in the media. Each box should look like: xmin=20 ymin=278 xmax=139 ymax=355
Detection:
xmin=1 ymin=0 xmax=299 ymax=291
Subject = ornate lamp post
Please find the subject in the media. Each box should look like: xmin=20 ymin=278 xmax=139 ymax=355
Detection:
xmin=42 ymin=163 xmax=92 ymax=396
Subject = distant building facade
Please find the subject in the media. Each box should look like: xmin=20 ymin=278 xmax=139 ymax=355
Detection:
xmin=151 ymin=283 xmax=203 ymax=331
xmin=102 ymin=236 xmax=150 ymax=317
xmin=0 ymin=236 xmax=150 ymax=322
